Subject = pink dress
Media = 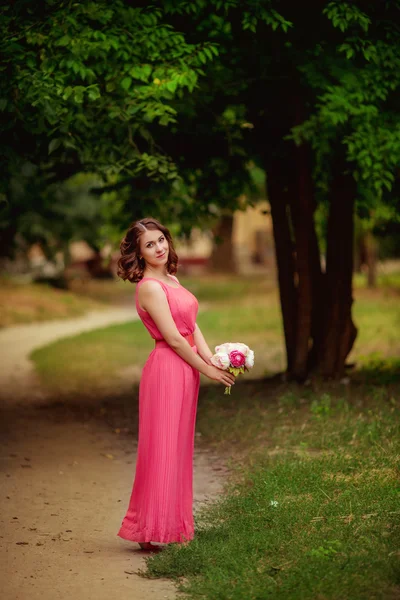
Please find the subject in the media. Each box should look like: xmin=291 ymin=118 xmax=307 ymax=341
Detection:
xmin=117 ymin=275 xmax=200 ymax=543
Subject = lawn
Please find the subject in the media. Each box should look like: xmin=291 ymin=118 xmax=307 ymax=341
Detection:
xmin=0 ymin=275 xmax=108 ymax=327
xmin=30 ymin=272 xmax=399 ymax=397
xmin=145 ymin=380 xmax=400 ymax=600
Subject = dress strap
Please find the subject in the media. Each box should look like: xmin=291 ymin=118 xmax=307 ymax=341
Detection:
xmin=167 ymin=274 xmax=180 ymax=284
xmin=137 ymin=277 xmax=170 ymax=291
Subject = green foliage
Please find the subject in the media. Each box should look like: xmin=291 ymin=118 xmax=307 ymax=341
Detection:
xmin=292 ymin=1 xmax=400 ymax=215
xmin=323 ymin=2 xmax=371 ymax=33
xmin=310 ymin=393 xmax=332 ymax=417
xmin=2 ymin=0 xmax=400 ymax=259
xmin=0 ymin=1 xmax=218 ymax=183
xmin=309 ymin=540 xmax=342 ymax=560
xmin=1 ymin=169 xmax=106 ymax=260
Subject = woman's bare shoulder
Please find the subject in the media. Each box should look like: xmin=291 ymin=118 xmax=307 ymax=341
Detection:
xmin=138 ymin=279 xmax=167 ymax=298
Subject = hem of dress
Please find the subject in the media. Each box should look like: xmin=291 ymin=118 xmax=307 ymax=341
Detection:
xmin=117 ymin=525 xmax=194 ymax=544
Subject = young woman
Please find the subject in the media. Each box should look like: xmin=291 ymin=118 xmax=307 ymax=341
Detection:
xmin=116 ymin=217 xmax=235 ymax=552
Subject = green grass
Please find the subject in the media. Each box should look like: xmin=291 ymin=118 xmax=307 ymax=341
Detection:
xmin=350 ymin=288 xmax=400 ymax=364
xmin=0 ymin=276 xmax=105 ymax=327
xmin=353 ymin=270 xmax=400 ymax=291
xmin=30 ymin=275 xmax=285 ymax=395
xmin=31 ymin=319 xmax=154 ymax=396
xmin=144 ymin=382 xmax=400 ymax=600
xmin=31 ymin=274 xmax=399 ymax=396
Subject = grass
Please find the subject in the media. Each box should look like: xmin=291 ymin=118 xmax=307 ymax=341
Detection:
xmin=143 ymin=380 xmax=400 ymax=600
xmin=350 ymin=286 xmax=400 ymax=364
xmin=31 ymin=319 xmax=154 ymax=397
xmin=30 ymin=272 xmax=399 ymax=397
xmin=0 ymin=275 xmax=108 ymax=327
xmin=30 ymin=277 xmax=285 ymax=396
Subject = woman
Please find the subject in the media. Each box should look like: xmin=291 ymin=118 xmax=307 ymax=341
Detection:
xmin=116 ymin=217 xmax=235 ymax=552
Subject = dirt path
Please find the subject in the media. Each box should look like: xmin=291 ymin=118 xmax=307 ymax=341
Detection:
xmin=0 ymin=309 xmax=227 ymax=600
xmin=0 ymin=307 xmax=138 ymax=403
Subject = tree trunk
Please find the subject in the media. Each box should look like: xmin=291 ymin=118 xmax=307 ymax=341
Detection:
xmin=307 ymin=231 xmax=325 ymax=372
xmin=365 ymin=231 xmax=378 ymax=288
xmin=320 ymin=171 xmax=358 ymax=377
xmin=289 ymin=143 xmax=322 ymax=380
xmin=209 ymin=214 xmax=237 ymax=273
xmin=267 ymin=162 xmax=297 ymax=374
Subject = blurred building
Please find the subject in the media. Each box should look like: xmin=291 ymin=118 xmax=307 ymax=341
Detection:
xmin=175 ymin=200 xmax=275 ymax=275
xmin=232 ymin=200 xmax=275 ymax=272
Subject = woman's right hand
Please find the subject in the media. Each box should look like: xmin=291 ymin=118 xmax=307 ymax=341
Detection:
xmin=205 ymin=365 xmax=236 ymax=388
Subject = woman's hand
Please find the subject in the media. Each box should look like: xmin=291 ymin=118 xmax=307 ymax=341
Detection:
xmin=205 ymin=365 xmax=236 ymax=388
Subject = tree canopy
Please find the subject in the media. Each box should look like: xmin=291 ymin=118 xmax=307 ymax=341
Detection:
xmin=1 ymin=0 xmax=400 ymax=377
xmin=2 ymin=1 xmax=399 ymax=220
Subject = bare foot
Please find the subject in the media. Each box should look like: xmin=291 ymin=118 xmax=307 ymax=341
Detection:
xmin=138 ymin=542 xmax=163 ymax=552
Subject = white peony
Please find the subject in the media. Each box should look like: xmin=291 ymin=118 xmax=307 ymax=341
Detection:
xmin=232 ymin=342 xmax=250 ymax=356
xmin=210 ymin=351 xmax=230 ymax=370
xmin=245 ymin=350 xmax=255 ymax=369
xmin=215 ymin=342 xmax=232 ymax=354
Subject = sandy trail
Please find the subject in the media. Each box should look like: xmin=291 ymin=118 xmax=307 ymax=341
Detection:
xmin=0 ymin=308 xmax=227 ymax=600
xmin=0 ymin=307 xmax=138 ymax=403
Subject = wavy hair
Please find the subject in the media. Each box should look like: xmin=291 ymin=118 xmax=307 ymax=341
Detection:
xmin=117 ymin=217 xmax=178 ymax=283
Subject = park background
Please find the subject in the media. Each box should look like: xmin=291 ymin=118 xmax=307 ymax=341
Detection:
xmin=1 ymin=2 xmax=400 ymax=600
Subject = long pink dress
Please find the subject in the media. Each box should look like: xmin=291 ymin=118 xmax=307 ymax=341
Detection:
xmin=117 ymin=275 xmax=200 ymax=543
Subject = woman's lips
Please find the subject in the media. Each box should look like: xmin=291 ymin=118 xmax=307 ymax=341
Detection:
xmin=156 ymin=252 xmax=166 ymax=259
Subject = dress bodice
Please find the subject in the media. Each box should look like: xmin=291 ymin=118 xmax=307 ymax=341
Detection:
xmin=135 ymin=276 xmax=199 ymax=341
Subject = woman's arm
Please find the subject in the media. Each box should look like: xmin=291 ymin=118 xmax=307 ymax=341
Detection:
xmin=193 ymin=323 xmax=213 ymax=366
xmin=139 ymin=281 xmax=235 ymax=388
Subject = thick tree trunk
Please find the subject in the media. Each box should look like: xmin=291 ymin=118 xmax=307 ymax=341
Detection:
xmin=320 ymin=171 xmax=358 ymax=377
xmin=267 ymin=162 xmax=297 ymax=373
xmin=307 ymin=232 xmax=325 ymax=372
xmin=209 ymin=214 xmax=237 ymax=273
xmin=289 ymin=143 xmax=322 ymax=380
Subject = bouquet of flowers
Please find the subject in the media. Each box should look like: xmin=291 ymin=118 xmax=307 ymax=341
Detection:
xmin=210 ymin=342 xmax=255 ymax=394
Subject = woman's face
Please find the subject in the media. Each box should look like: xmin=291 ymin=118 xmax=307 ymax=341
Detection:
xmin=139 ymin=228 xmax=169 ymax=269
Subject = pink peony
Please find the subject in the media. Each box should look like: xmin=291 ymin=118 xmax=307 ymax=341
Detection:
xmin=229 ymin=350 xmax=246 ymax=368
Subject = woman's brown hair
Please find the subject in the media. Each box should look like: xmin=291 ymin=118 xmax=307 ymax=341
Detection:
xmin=117 ymin=217 xmax=178 ymax=283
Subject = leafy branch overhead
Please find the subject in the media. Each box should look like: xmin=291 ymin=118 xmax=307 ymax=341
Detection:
xmin=1 ymin=1 xmax=219 ymax=181
xmin=292 ymin=1 xmax=400 ymax=205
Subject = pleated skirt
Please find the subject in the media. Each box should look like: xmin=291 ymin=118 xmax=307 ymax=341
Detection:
xmin=117 ymin=345 xmax=200 ymax=543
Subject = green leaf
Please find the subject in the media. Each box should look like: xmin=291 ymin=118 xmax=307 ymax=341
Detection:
xmin=48 ymin=138 xmax=62 ymax=155
xmin=198 ymin=51 xmax=207 ymax=64
xmin=166 ymin=80 xmax=177 ymax=93
xmin=121 ymin=77 xmax=132 ymax=90
xmin=56 ymin=35 xmax=71 ymax=47
xmin=87 ymin=87 xmax=101 ymax=101
xmin=130 ymin=65 xmax=152 ymax=82
xmin=62 ymin=86 xmax=73 ymax=100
